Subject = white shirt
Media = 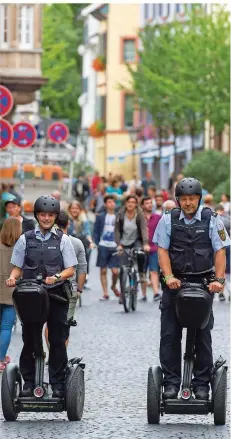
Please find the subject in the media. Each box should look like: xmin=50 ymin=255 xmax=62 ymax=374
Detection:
xmin=99 ymin=214 xmax=117 ymax=248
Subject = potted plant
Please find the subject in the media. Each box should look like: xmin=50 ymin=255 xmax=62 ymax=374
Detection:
xmin=88 ymin=120 xmax=105 ymax=138
xmin=92 ymin=56 xmax=106 ymax=72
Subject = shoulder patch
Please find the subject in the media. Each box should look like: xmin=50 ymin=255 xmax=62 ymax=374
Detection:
xmin=211 ymin=211 xmax=218 ymax=217
xmin=218 ymin=229 xmax=226 ymax=241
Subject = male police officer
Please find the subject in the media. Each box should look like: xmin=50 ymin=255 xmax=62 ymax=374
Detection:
xmin=6 ymin=195 xmax=77 ymax=398
xmin=153 ymin=178 xmax=230 ymax=400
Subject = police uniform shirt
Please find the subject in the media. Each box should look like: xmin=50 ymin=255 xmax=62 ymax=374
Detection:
xmin=153 ymin=205 xmax=230 ymax=252
xmin=11 ymin=224 xmax=77 ymax=269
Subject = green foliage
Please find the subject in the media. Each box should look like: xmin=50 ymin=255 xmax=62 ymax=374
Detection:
xmin=183 ymin=149 xmax=230 ymax=193
xmin=213 ymin=178 xmax=230 ymax=203
xmin=41 ymin=4 xmax=86 ymax=129
xmin=128 ymin=6 xmax=230 ymax=138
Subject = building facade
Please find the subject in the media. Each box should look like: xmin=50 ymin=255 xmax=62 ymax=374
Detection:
xmin=0 ymin=3 xmax=46 ymax=119
xmin=78 ymin=3 xmax=140 ymax=178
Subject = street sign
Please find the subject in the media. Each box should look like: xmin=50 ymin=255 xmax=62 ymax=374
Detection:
xmin=47 ymin=122 xmax=69 ymax=144
xmin=0 ymin=119 xmax=13 ymax=149
xmin=0 ymin=85 xmax=14 ymax=117
xmin=0 ymin=151 xmax=13 ymax=168
xmin=12 ymin=121 xmax=37 ymax=148
xmin=13 ymin=150 xmax=36 ymax=165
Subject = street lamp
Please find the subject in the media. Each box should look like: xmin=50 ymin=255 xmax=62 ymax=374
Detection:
xmin=128 ymin=127 xmax=139 ymax=175
xmin=79 ymin=128 xmax=88 ymax=163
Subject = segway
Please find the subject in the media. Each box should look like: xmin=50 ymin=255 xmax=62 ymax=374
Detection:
xmin=1 ymin=278 xmax=85 ymax=421
xmin=147 ymin=282 xmax=227 ymax=425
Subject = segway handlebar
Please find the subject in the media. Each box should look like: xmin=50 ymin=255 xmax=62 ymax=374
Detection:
xmin=180 ymin=281 xmax=209 ymax=291
xmin=15 ymin=278 xmax=68 ymax=303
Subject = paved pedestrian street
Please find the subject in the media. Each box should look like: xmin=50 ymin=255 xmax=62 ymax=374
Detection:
xmin=0 ymin=254 xmax=230 ymax=439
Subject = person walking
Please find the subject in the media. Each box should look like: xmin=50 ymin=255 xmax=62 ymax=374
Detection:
xmin=141 ymin=197 xmax=162 ymax=302
xmin=2 ymin=197 xmax=35 ymax=233
xmin=94 ymin=195 xmax=120 ymax=301
xmin=0 ymin=217 xmax=22 ymax=372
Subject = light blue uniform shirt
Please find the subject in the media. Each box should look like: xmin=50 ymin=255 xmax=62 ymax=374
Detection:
xmin=153 ymin=206 xmax=230 ymax=252
xmin=11 ymin=225 xmax=77 ymax=269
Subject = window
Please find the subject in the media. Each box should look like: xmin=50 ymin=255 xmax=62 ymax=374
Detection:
xmin=98 ymin=32 xmax=107 ymax=57
xmin=123 ymin=39 xmax=136 ymax=62
xmin=144 ymin=4 xmax=149 ymax=20
xmin=95 ymin=96 xmax=106 ymax=123
xmin=152 ymin=4 xmax=156 ymax=19
xmin=18 ymin=5 xmax=34 ymax=49
xmin=124 ymin=94 xmax=134 ymax=128
xmin=83 ymin=20 xmax=88 ymax=45
xmin=0 ymin=4 xmax=9 ymax=48
xmin=82 ymin=77 xmax=88 ymax=94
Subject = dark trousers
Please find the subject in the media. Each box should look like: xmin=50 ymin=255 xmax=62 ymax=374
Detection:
xmin=159 ymin=286 xmax=214 ymax=390
xmin=20 ymin=298 xmax=69 ymax=390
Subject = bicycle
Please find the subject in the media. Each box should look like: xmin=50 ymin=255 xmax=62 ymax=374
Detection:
xmin=117 ymin=248 xmax=145 ymax=313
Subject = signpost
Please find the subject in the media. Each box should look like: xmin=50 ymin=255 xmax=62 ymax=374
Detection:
xmin=0 ymin=85 xmax=14 ymax=117
xmin=12 ymin=121 xmax=37 ymax=148
xmin=0 ymin=119 xmax=13 ymax=149
xmin=47 ymin=122 xmax=69 ymax=144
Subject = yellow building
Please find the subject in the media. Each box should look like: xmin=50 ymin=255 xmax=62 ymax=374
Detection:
xmin=83 ymin=3 xmax=140 ymax=179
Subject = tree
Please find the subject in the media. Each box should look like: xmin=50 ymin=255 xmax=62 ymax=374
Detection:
xmin=41 ymin=4 xmax=86 ymax=132
xmin=127 ymin=5 xmax=230 ymax=148
xmin=183 ymin=149 xmax=230 ymax=194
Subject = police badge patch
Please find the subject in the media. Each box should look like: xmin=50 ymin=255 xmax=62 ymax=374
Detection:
xmin=218 ymin=229 xmax=226 ymax=241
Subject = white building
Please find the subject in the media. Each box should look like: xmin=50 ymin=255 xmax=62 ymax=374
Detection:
xmin=76 ymin=4 xmax=101 ymax=165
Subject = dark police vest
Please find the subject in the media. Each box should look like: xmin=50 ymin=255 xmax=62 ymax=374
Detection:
xmin=169 ymin=207 xmax=215 ymax=275
xmin=22 ymin=229 xmax=64 ymax=289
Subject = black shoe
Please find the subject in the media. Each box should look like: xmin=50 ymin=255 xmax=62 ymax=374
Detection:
xmin=219 ymin=292 xmax=225 ymax=302
xmin=139 ymin=296 xmax=147 ymax=302
xmin=153 ymin=293 xmax=161 ymax=302
xmin=163 ymin=386 xmax=178 ymax=399
xmin=52 ymin=389 xmax=64 ymax=398
xmin=20 ymin=383 xmax=34 ymax=397
xmin=194 ymin=387 xmax=209 ymax=400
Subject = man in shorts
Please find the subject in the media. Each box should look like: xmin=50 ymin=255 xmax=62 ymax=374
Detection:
xmin=141 ymin=196 xmax=162 ymax=301
xmin=94 ymin=195 xmax=120 ymax=301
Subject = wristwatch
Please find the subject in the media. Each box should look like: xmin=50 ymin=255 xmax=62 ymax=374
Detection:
xmin=54 ymin=273 xmax=62 ymax=282
xmin=215 ymin=277 xmax=225 ymax=285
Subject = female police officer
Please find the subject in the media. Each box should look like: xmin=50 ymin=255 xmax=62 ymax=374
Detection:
xmin=153 ymin=178 xmax=230 ymax=401
xmin=6 ymin=195 xmax=77 ymax=398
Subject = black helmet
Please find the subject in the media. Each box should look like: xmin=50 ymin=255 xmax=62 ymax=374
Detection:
xmin=175 ymin=178 xmax=202 ymax=199
xmin=34 ymin=195 xmax=60 ymax=219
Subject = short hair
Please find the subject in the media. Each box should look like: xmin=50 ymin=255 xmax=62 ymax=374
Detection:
xmin=148 ymin=185 xmax=156 ymax=192
xmin=141 ymin=196 xmax=152 ymax=206
xmin=135 ymin=188 xmax=143 ymax=197
xmin=125 ymin=195 xmax=137 ymax=203
xmin=104 ymin=195 xmax=115 ymax=204
xmin=56 ymin=210 xmax=69 ymax=229
xmin=0 ymin=217 xmax=22 ymax=246
xmin=215 ymin=204 xmax=225 ymax=212
xmin=155 ymin=192 xmax=164 ymax=199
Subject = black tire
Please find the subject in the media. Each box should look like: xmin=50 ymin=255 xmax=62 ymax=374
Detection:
xmin=131 ymin=272 xmax=138 ymax=312
xmin=147 ymin=367 xmax=161 ymax=424
xmin=1 ymin=368 xmax=18 ymax=421
xmin=66 ymin=366 xmax=85 ymax=421
xmin=120 ymin=268 xmax=131 ymax=313
xmin=213 ymin=369 xmax=227 ymax=425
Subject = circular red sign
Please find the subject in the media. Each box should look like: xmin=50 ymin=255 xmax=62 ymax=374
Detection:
xmin=0 ymin=119 xmax=13 ymax=149
xmin=12 ymin=122 xmax=37 ymax=148
xmin=47 ymin=122 xmax=69 ymax=144
xmin=0 ymin=85 xmax=14 ymax=117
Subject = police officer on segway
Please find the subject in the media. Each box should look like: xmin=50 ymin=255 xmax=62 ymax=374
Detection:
xmin=6 ymin=195 xmax=77 ymax=398
xmin=153 ymin=178 xmax=230 ymax=401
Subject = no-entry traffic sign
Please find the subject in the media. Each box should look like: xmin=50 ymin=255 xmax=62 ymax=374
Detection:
xmin=0 ymin=119 xmax=13 ymax=149
xmin=0 ymin=85 xmax=14 ymax=117
xmin=47 ymin=122 xmax=69 ymax=144
xmin=12 ymin=122 xmax=37 ymax=148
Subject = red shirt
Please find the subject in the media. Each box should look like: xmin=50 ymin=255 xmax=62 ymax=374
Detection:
xmin=92 ymin=175 xmax=101 ymax=191
xmin=146 ymin=213 xmax=161 ymax=253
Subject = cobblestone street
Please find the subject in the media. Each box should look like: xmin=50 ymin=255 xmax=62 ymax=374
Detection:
xmin=0 ymin=252 xmax=230 ymax=439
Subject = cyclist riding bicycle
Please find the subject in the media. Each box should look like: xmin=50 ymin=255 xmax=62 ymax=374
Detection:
xmin=6 ymin=195 xmax=77 ymax=398
xmin=115 ymin=195 xmax=150 ymax=295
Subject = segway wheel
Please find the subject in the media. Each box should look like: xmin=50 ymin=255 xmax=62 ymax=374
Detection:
xmin=66 ymin=366 xmax=85 ymax=421
xmin=213 ymin=368 xmax=227 ymax=425
xmin=147 ymin=366 xmax=161 ymax=424
xmin=1 ymin=367 xmax=19 ymax=421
